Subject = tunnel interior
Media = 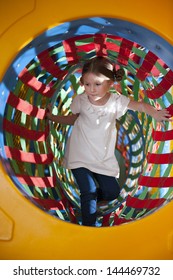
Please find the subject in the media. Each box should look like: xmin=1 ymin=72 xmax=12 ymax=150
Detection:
xmin=1 ymin=18 xmax=173 ymax=227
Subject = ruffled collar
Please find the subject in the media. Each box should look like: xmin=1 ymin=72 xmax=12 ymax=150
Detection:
xmin=83 ymin=93 xmax=112 ymax=118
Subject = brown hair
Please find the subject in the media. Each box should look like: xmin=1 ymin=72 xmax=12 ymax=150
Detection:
xmin=81 ymin=56 xmax=125 ymax=82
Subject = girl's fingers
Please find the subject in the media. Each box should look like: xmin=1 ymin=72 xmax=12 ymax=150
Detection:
xmin=45 ymin=104 xmax=53 ymax=120
xmin=159 ymin=109 xmax=172 ymax=121
xmin=47 ymin=104 xmax=52 ymax=111
xmin=159 ymin=121 xmax=166 ymax=130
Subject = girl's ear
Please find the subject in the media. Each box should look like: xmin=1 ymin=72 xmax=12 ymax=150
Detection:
xmin=80 ymin=77 xmax=84 ymax=86
xmin=109 ymin=80 xmax=114 ymax=87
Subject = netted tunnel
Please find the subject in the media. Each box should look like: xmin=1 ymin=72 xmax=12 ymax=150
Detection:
xmin=1 ymin=17 xmax=173 ymax=227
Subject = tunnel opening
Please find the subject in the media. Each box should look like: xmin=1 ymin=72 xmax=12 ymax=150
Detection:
xmin=1 ymin=18 xmax=173 ymax=227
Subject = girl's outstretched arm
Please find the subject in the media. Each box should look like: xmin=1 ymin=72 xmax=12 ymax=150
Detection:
xmin=46 ymin=104 xmax=79 ymax=125
xmin=128 ymin=100 xmax=172 ymax=122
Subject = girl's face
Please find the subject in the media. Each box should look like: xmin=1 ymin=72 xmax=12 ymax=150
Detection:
xmin=81 ymin=72 xmax=113 ymax=101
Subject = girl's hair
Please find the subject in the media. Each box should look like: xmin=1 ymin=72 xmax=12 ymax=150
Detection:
xmin=81 ymin=56 xmax=125 ymax=82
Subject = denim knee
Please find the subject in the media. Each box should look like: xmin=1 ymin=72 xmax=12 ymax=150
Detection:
xmin=80 ymin=191 xmax=97 ymax=202
xmin=103 ymin=188 xmax=120 ymax=201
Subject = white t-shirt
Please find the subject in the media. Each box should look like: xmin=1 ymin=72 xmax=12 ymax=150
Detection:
xmin=63 ymin=92 xmax=130 ymax=177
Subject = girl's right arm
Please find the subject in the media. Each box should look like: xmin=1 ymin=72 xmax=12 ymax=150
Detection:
xmin=46 ymin=104 xmax=79 ymax=125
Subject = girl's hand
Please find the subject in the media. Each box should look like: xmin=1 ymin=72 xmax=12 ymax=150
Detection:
xmin=154 ymin=108 xmax=172 ymax=129
xmin=47 ymin=103 xmax=53 ymax=113
xmin=153 ymin=108 xmax=172 ymax=122
xmin=128 ymin=100 xmax=172 ymax=124
xmin=45 ymin=104 xmax=53 ymax=120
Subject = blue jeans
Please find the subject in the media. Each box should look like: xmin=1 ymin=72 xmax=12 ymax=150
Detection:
xmin=72 ymin=167 xmax=120 ymax=226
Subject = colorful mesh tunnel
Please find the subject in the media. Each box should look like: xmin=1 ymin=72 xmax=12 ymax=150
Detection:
xmin=1 ymin=17 xmax=173 ymax=228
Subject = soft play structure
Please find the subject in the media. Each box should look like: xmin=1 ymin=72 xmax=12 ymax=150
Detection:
xmin=0 ymin=0 xmax=173 ymax=259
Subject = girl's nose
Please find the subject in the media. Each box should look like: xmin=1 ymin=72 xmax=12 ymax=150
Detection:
xmin=90 ymin=85 xmax=95 ymax=92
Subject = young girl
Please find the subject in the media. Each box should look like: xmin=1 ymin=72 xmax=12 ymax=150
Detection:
xmin=46 ymin=56 xmax=171 ymax=227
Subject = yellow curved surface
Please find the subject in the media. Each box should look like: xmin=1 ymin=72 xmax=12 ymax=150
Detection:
xmin=0 ymin=0 xmax=173 ymax=260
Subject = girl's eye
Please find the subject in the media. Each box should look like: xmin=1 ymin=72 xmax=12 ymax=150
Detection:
xmin=84 ymin=83 xmax=101 ymax=86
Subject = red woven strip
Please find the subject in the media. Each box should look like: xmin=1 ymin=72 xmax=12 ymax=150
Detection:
xmin=113 ymin=214 xmax=132 ymax=225
xmin=105 ymin=41 xmax=120 ymax=53
xmin=107 ymin=35 xmax=122 ymax=41
xmin=159 ymin=70 xmax=173 ymax=90
xmin=102 ymin=212 xmax=112 ymax=226
xmin=38 ymin=50 xmax=68 ymax=79
xmin=77 ymin=43 xmax=95 ymax=53
xmin=63 ymin=34 xmax=95 ymax=55
xmin=146 ymin=86 xmax=165 ymax=99
xmin=7 ymin=92 xmax=45 ymax=119
xmin=33 ymin=197 xmax=66 ymax=210
xmin=94 ymin=34 xmax=107 ymax=56
xmin=76 ymin=41 xmax=120 ymax=54
xmin=18 ymin=68 xmax=55 ymax=98
xmin=63 ymin=38 xmax=79 ymax=63
xmin=146 ymin=70 xmax=173 ymax=99
xmin=3 ymin=119 xmax=49 ymax=142
xmin=129 ymin=44 xmax=141 ymax=64
xmin=136 ymin=51 xmax=158 ymax=81
xmin=105 ymin=34 xmax=122 ymax=53
xmin=75 ymin=34 xmax=120 ymax=58
xmin=152 ymin=129 xmax=173 ymax=141
xmin=66 ymin=201 xmax=77 ymax=223
xmin=151 ymin=58 xmax=167 ymax=76
xmin=138 ymin=175 xmax=173 ymax=187
xmin=5 ymin=146 xmax=54 ymax=164
xmin=16 ymin=174 xmax=56 ymax=188
xmin=117 ymin=38 xmax=134 ymax=65
xmin=147 ymin=152 xmax=173 ymax=164
xmin=126 ymin=195 xmax=166 ymax=210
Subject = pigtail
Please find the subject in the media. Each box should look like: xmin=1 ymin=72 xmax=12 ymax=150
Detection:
xmin=114 ymin=68 xmax=125 ymax=82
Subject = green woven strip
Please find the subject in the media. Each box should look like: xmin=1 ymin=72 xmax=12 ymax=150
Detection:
xmin=49 ymin=45 xmax=65 ymax=56
xmin=154 ymin=61 xmax=168 ymax=76
xmin=132 ymin=146 xmax=144 ymax=156
xmin=163 ymin=187 xmax=173 ymax=199
xmin=75 ymin=37 xmax=94 ymax=45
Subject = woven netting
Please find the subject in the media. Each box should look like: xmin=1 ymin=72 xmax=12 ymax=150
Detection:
xmin=3 ymin=34 xmax=173 ymax=226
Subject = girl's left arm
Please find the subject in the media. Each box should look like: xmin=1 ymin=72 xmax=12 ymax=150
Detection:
xmin=128 ymin=100 xmax=172 ymax=122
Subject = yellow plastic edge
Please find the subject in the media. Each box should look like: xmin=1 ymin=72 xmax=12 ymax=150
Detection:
xmin=0 ymin=0 xmax=173 ymax=260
